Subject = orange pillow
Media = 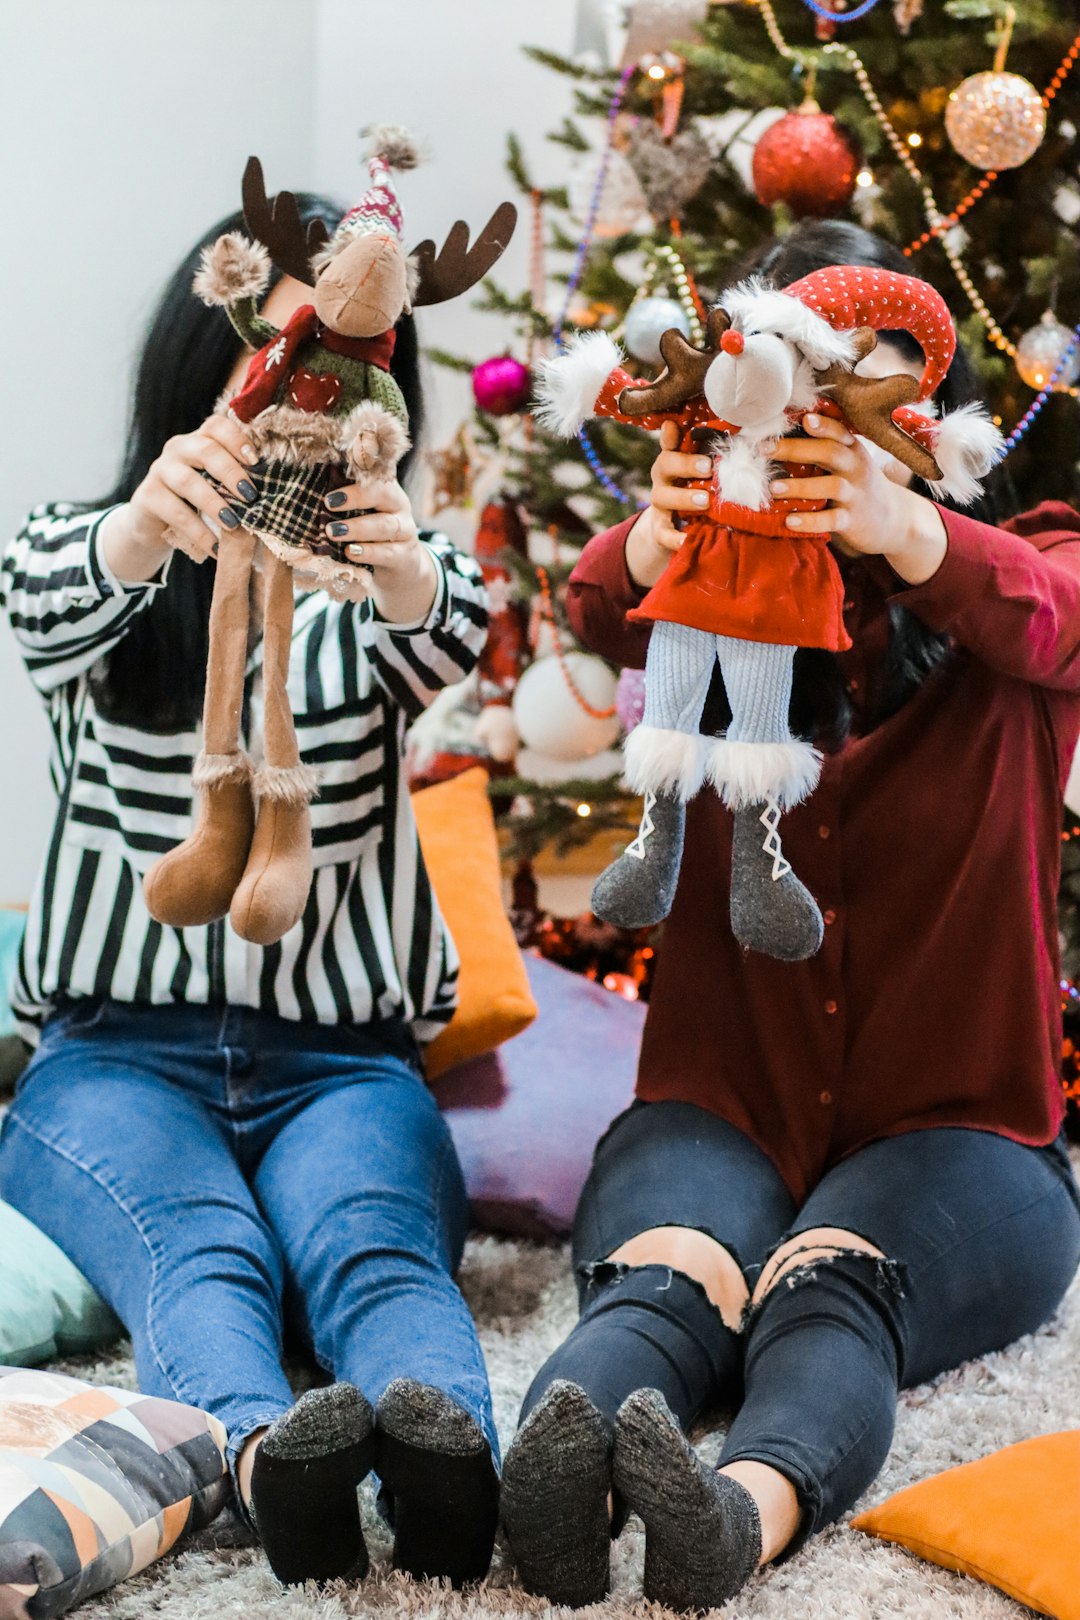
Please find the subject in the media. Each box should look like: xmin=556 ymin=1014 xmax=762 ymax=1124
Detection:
xmin=852 ymin=1431 xmax=1080 ymax=1620
xmin=412 ymin=767 xmax=537 ymax=1079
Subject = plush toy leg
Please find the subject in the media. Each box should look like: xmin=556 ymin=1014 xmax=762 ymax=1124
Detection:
xmin=708 ymin=637 xmax=823 ymax=962
xmin=143 ymin=529 xmax=257 ymax=927
xmin=592 ymin=622 xmax=713 ymax=928
xmin=230 ymin=548 xmax=318 ymax=946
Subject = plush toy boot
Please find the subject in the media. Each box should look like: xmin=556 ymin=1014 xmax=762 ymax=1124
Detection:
xmin=591 ymin=790 xmax=686 ymax=929
xmin=143 ymin=530 xmax=257 ymax=928
xmin=729 ymin=798 xmax=823 ymax=962
xmin=230 ymin=549 xmax=318 ymax=945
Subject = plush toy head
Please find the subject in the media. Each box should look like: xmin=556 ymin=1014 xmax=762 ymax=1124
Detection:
xmin=310 ymin=129 xmax=418 ymax=337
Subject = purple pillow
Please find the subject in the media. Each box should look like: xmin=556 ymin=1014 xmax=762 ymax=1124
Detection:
xmin=435 ymin=954 xmax=644 ymax=1239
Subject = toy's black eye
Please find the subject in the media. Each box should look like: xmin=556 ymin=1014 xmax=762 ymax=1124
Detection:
xmin=745 ymin=329 xmax=760 ymax=337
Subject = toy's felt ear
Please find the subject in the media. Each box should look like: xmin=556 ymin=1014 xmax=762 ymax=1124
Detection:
xmin=242 ymin=157 xmax=330 ymax=288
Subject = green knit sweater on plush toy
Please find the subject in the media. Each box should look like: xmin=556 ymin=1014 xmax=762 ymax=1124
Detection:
xmin=227 ymin=298 xmax=409 ymax=427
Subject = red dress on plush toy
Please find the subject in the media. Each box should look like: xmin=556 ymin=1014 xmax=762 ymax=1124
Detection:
xmin=538 ymin=265 xmax=1002 ymax=962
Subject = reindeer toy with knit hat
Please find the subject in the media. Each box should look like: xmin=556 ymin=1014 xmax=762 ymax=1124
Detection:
xmin=142 ymin=131 xmax=516 ymax=947
xmin=539 ymin=265 xmax=1002 ymax=961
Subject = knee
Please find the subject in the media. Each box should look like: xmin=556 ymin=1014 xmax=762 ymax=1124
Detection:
xmin=751 ymin=1226 xmax=886 ymax=1309
xmin=607 ymin=1226 xmax=750 ymax=1331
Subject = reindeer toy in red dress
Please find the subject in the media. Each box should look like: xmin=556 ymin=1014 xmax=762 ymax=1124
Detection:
xmin=538 ymin=265 xmax=1002 ymax=961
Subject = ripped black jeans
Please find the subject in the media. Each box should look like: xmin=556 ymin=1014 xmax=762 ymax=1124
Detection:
xmin=520 ymin=1101 xmax=1080 ymax=1553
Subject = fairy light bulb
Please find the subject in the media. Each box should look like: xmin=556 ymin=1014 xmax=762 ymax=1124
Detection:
xmin=576 ymin=802 xmax=593 ymax=818
xmin=856 ymin=168 xmax=875 ymax=187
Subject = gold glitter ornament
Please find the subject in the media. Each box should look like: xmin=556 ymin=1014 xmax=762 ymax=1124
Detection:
xmin=945 ymin=70 xmax=1046 ymax=170
xmin=1015 ymin=311 xmax=1080 ymax=392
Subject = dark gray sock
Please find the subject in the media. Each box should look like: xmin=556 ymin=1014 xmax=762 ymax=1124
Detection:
xmin=730 ymin=802 xmax=823 ymax=961
xmin=501 ymin=1380 xmax=612 ymax=1608
xmin=251 ymin=1382 xmax=374 ymax=1588
xmin=592 ymin=790 xmax=686 ymax=928
xmin=613 ymin=1388 xmax=761 ymax=1612
xmin=375 ymin=1379 xmax=499 ymax=1587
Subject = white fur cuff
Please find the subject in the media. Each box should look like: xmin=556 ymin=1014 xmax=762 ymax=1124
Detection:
xmin=623 ymin=725 xmax=707 ymax=801
xmin=254 ymin=762 xmax=320 ymax=805
xmin=707 ymin=737 xmax=821 ymax=810
xmin=535 ymin=331 xmax=624 ymax=437
xmin=193 ymin=750 xmax=253 ymax=788
xmin=926 ymin=403 xmax=1004 ymax=507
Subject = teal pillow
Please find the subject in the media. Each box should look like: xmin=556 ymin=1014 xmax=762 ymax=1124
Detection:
xmin=0 ymin=1201 xmax=122 ymax=1366
xmin=0 ymin=911 xmax=23 ymax=1038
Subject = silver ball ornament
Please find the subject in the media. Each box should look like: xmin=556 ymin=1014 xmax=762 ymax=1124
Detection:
xmin=624 ymin=297 xmax=691 ymax=364
xmin=945 ymin=71 xmax=1046 ymax=171
xmin=1015 ymin=311 xmax=1080 ymax=392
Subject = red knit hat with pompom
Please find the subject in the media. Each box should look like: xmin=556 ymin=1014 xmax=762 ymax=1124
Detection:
xmin=782 ymin=265 xmax=956 ymax=400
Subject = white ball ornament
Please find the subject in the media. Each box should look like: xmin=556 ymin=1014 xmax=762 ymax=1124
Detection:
xmin=624 ymin=296 xmax=691 ymax=364
xmin=568 ymin=149 xmax=649 ymax=239
xmin=1015 ymin=311 xmax=1080 ymax=392
xmin=512 ymin=654 xmax=620 ymax=762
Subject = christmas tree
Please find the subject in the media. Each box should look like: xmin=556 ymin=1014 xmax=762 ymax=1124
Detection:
xmin=416 ymin=0 xmax=1080 ymax=1114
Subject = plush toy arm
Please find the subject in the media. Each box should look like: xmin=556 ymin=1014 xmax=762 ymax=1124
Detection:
xmin=892 ymin=402 xmax=1004 ymax=507
xmin=535 ymin=331 xmax=625 ymax=436
xmin=193 ymin=232 xmax=276 ymax=350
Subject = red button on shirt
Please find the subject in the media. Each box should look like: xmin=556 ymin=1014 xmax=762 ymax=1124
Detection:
xmin=567 ymin=502 xmax=1080 ymax=1202
xmin=823 ymin=909 xmax=837 ymax=926
xmin=824 ymin=999 xmax=838 ymax=1015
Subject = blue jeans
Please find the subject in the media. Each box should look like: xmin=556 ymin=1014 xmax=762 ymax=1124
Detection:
xmin=523 ymin=1100 xmax=1080 ymax=1551
xmin=0 ymin=998 xmax=497 ymax=1473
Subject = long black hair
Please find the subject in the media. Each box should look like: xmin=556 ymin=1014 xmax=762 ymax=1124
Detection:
xmin=704 ymin=219 xmax=1001 ymax=750
xmin=89 ymin=197 xmax=425 ymax=731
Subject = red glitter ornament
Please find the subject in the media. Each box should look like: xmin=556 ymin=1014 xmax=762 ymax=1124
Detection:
xmin=471 ymin=354 xmax=532 ymax=417
xmin=752 ymin=102 xmax=859 ymax=218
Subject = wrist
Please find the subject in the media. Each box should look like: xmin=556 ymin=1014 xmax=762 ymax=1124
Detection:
xmin=882 ymin=488 xmax=948 ymax=587
xmin=625 ymin=509 xmax=669 ymax=590
xmin=101 ymin=504 xmax=172 ymax=585
xmin=371 ymin=542 xmax=439 ymax=625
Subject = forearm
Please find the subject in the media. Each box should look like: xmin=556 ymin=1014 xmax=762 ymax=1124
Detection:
xmin=369 ymin=542 xmax=440 ymax=624
xmin=99 ymin=505 xmax=172 ymax=585
xmin=567 ymin=518 xmax=653 ymax=668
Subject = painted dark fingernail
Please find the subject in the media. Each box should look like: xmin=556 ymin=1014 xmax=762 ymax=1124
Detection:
xmin=326 ymin=490 xmax=348 ymax=509
xmin=237 ymin=479 xmax=258 ymax=503
xmin=219 ymin=507 xmax=241 ymax=529
xmin=327 ymin=521 xmax=349 ymax=538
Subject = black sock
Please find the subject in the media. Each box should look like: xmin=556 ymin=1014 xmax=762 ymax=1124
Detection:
xmin=502 ymin=1380 xmax=611 ymax=1607
xmin=250 ymin=1383 xmax=375 ymax=1587
xmin=375 ymin=1378 xmax=499 ymax=1587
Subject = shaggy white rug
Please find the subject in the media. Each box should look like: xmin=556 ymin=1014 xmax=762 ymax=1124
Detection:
xmin=63 ymin=1183 xmax=1080 ymax=1620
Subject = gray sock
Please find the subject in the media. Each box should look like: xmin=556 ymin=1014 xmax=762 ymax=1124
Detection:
xmin=260 ymin=1381 xmax=372 ymax=1460
xmin=501 ymin=1381 xmax=612 ymax=1607
xmin=592 ymin=791 xmax=686 ymax=929
xmin=376 ymin=1377 xmax=487 ymax=1455
xmin=730 ymin=802 xmax=823 ymax=961
xmin=613 ymin=1388 xmax=761 ymax=1612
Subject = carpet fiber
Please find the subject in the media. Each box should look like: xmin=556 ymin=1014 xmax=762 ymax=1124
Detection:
xmin=63 ymin=1208 xmax=1078 ymax=1620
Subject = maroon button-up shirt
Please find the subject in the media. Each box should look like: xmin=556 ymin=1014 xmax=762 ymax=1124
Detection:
xmin=567 ymin=503 xmax=1080 ymax=1203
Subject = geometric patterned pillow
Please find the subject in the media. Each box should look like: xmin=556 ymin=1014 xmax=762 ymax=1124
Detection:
xmin=0 ymin=1368 xmax=229 ymax=1618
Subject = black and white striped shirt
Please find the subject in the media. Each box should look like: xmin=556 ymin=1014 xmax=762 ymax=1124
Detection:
xmin=2 ymin=503 xmax=488 ymax=1045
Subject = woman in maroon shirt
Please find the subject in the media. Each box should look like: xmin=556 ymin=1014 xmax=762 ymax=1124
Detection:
xmin=499 ymin=223 xmax=1080 ymax=1612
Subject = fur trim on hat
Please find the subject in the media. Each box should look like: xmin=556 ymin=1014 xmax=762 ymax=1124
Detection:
xmin=194 ymin=233 xmax=271 ymax=307
xmin=341 ymin=400 xmax=411 ymax=482
xmin=721 ymin=277 xmax=861 ymax=372
xmin=192 ymin=750 xmax=253 ymax=788
xmin=253 ymin=761 xmax=320 ymax=806
xmin=925 ymin=402 xmax=1004 ymax=506
xmin=536 ymin=331 xmax=624 ymax=437
xmin=363 ymin=124 xmax=422 ymax=170
xmin=707 ymin=736 xmax=822 ymax=810
xmin=623 ymin=725 xmax=708 ymax=801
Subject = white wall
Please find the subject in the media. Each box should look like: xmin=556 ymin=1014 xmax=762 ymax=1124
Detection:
xmin=0 ymin=0 xmax=578 ymax=901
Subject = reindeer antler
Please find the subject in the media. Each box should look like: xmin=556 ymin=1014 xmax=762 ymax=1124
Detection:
xmin=817 ymin=328 xmax=943 ymax=483
xmin=409 ymin=202 xmax=518 ymax=307
xmin=242 ymin=157 xmax=331 ymax=288
xmin=617 ymin=306 xmax=731 ymax=417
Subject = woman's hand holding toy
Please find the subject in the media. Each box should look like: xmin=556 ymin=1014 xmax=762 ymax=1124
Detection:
xmin=626 ymin=421 xmax=712 ymax=590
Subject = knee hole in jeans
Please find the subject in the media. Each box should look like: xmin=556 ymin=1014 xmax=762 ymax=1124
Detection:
xmin=750 ymin=1226 xmax=895 ymax=1311
xmin=606 ymin=1225 xmax=750 ymax=1331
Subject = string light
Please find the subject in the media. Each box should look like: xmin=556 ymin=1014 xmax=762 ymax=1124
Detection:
xmin=907 ymin=132 xmax=923 ymax=148
xmin=535 ymin=565 xmax=618 ymax=720
xmin=576 ymin=802 xmax=593 ymax=817
xmin=855 ymin=168 xmax=875 ymax=187
xmin=1001 ymin=322 xmax=1080 ymax=451
xmin=800 ymin=0 xmax=884 ymax=19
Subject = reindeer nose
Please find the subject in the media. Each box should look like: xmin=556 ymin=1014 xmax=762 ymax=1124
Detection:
xmin=720 ymin=330 xmax=745 ymax=356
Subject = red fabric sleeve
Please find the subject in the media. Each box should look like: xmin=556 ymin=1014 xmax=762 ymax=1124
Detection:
xmin=566 ymin=516 xmax=653 ymax=669
xmin=896 ymin=501 xmax=1080 ymax=690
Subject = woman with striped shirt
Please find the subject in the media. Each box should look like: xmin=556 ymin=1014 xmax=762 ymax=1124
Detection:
xmin=0 ymin=196 xmax=499 ymax=1589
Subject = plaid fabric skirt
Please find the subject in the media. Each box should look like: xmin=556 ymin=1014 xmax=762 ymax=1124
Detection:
xmin=241 ymin=458 xmax=352 ymax=559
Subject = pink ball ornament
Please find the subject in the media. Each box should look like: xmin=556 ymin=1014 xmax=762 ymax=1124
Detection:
xmin=471 ymin=355 xmax=532 ymax=417
xmin=616 ymin=667 xmax=646 ymax=734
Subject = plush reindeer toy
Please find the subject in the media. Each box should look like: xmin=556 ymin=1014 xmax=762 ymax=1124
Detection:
xmin=143 ymin=131 xmax=515 ymax=947
xmin=539 ymin=265 xmax=1001 ymax=961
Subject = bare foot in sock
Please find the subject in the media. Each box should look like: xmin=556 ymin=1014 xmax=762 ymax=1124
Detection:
xmin=375 ymin=1379 xmax=499 ymax=1587
xmin=250 ymin=1383 xmax=374 ymax=1587
xmin=613 ymin=1388 xmax=761 ymax=1612
xmin=501 ymin=1381 xmax=612 ymax=1607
